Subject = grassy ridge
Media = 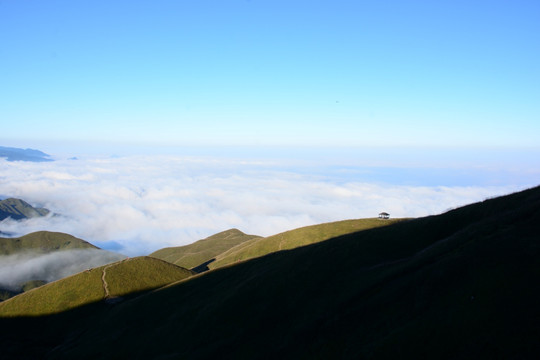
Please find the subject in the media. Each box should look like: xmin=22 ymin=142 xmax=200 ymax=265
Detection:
xmin=0 ymin=257 xmax=193 ymax=317
xmin=0 ymin=267 xmax=104 ymax=316
xmin=150 ymin=228 xmax=261 ymax=269
xmin=38 ymin=185 xmax=540 ymax=359
xmin=1 ymin=186 xmax=539 ymax=358
xmin=209 ymin=218 xmax=405 ymax=269
xmin=104 ymin=257 xmax=194 ymax=296
xmin=0 ymin=231 xmax=97 ymax=255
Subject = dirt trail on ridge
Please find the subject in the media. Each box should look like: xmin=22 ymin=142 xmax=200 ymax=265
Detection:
xmin=101 ymin=264 xmax=116 ymax=298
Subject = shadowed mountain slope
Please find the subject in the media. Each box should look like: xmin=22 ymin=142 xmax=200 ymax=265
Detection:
xmin=150 ymin=228 xmax=260 ymax=270
xmin=1 ymin=185 xmax=540 ymax=359
xmin=0 ymin=198 xmax=50 ymax=221
xmin=0 ymin=256 xmax=194 ymax=317
xmin=0 ymin=289 xmax=18 ymax=302
xmin=0 ymin=231 xmax=97 ymax=255
xmin=209 ymin=217 xmax=405 ymax=270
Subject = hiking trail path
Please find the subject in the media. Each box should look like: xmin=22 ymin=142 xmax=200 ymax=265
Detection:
xmin=101 ymin=264 xmax=115 ymax=298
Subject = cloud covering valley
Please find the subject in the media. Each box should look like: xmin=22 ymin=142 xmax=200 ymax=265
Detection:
xmin=0 ymin=151 xmax=536 ymax=255
xmin=0 ymin=249 xmax=125 ymax=291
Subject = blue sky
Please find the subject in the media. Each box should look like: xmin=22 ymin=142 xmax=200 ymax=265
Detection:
xmin=0 ymin=0 xmax=539 ymax=149
xmin=1 ymin=1 xmax=539 ymax=254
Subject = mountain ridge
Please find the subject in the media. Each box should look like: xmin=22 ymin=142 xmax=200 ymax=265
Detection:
xmin=0 ymin=198 xmax=50 ymax=221
xmin=208 ymin=217 xmax=406 ymax=270
xmin=0 ymin=185 xmax=539 ymax=358
xmin=0 ymin=256 xmax=194 ymax=316
xmin=0 ymin=231 xmax=124 ymax=302
xmin=0 ymin=231 xmax=98 ymax=255
xmin=150 ymin=228 xmax=261 ymax=270
xmin=0 ymin=146 xmax=52 ymax=162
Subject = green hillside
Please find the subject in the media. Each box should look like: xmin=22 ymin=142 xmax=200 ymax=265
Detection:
xmin=20 ymin=280 xmax=47 ymax=292
xmin=0 ymin=198 xmax=50 ymax=221
xmin=150 ymin=228 xmax=261 ymax=270
xmin=0 ymin=256 xmax=194 ymax=317
xmin=209 ymin=217 xmax=404 ymax=269
xmin=1 ymin=185 xmax=540 ymax=359
xmin=0 ymin=231 xmax=124 ymax=302
xmin=0 ymin=231 xmax=98 ymax=255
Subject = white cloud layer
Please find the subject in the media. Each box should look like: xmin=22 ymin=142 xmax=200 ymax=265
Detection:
xmin=0 ymin=152 xmax=536 ymax=256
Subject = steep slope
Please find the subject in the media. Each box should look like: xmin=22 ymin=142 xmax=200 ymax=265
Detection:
xmin=0 ymin=231 xmax=97 ymax=255
xmin=2 ymin=185 xmax=540 ymax=359
xmin=0 ymin=256 xmax=194 ymax=317
xmin=0 ymin=198 xmax=50 ymax=221
xmin=150 ymin=228 xmax=261 ymax=270
xmin=209 ymin=218 xmax=404 ymax=269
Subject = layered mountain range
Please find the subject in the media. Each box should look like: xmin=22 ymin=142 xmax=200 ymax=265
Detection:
xmin=0 ymin=185 xmax=539 ymax=359
xmin=0 ymin=198 xmax=50 ymax=221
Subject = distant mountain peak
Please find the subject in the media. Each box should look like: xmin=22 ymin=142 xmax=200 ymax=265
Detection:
xmin=0 ymin=198 xmax=50 ymax=221
xmin=0 ymin=146 xmax=52 ymax=162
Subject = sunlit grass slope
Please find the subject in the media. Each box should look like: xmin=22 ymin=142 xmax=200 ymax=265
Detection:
xmin=0 ymin=231 xmax=97 ymax=255
xmin=38 ymin=185 xmax=540 ymax=359
xmin=150 ymin=228 xmax=261 ymax=269
xmin=104 ymin=257 xmax=194 ymax=296
xmin=209 ymin=218 xmax=405 ymax=269
xmin=0 ymin=257 xmax=193 ymax=317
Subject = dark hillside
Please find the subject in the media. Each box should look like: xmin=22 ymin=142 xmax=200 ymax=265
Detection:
xmin=1 ymin=185 xmax=539 ymax=359
xmin=209 ymin=217 xmax=405 ymax=270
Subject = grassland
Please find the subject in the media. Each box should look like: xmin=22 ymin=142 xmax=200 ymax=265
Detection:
xmin=150 ymin=228 xmax=261 ymax=270
xmin=20 ymin=280 xmax=47 ymax=292
xmin=0 ymin=231 xmax=97 ymax=255
xmin=103 ymin=257 xmax=194 ymax=296
xmin=0 ymin=266 xmax=105 ymax=316
xmin=209 ymin=217 xmax=405 ymax=269
xmin=0 ymin=257 xmax=193 ymax=317
xmin=1 ymin=185 xmax=539 ymax=359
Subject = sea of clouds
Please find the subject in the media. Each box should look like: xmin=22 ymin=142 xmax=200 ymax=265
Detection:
xmin=0 ymin=149 xmax=537 ymax=256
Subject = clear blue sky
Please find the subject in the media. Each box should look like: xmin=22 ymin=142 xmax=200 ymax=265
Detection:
xmin=1 ymin=0 xmax=539 ymax=149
